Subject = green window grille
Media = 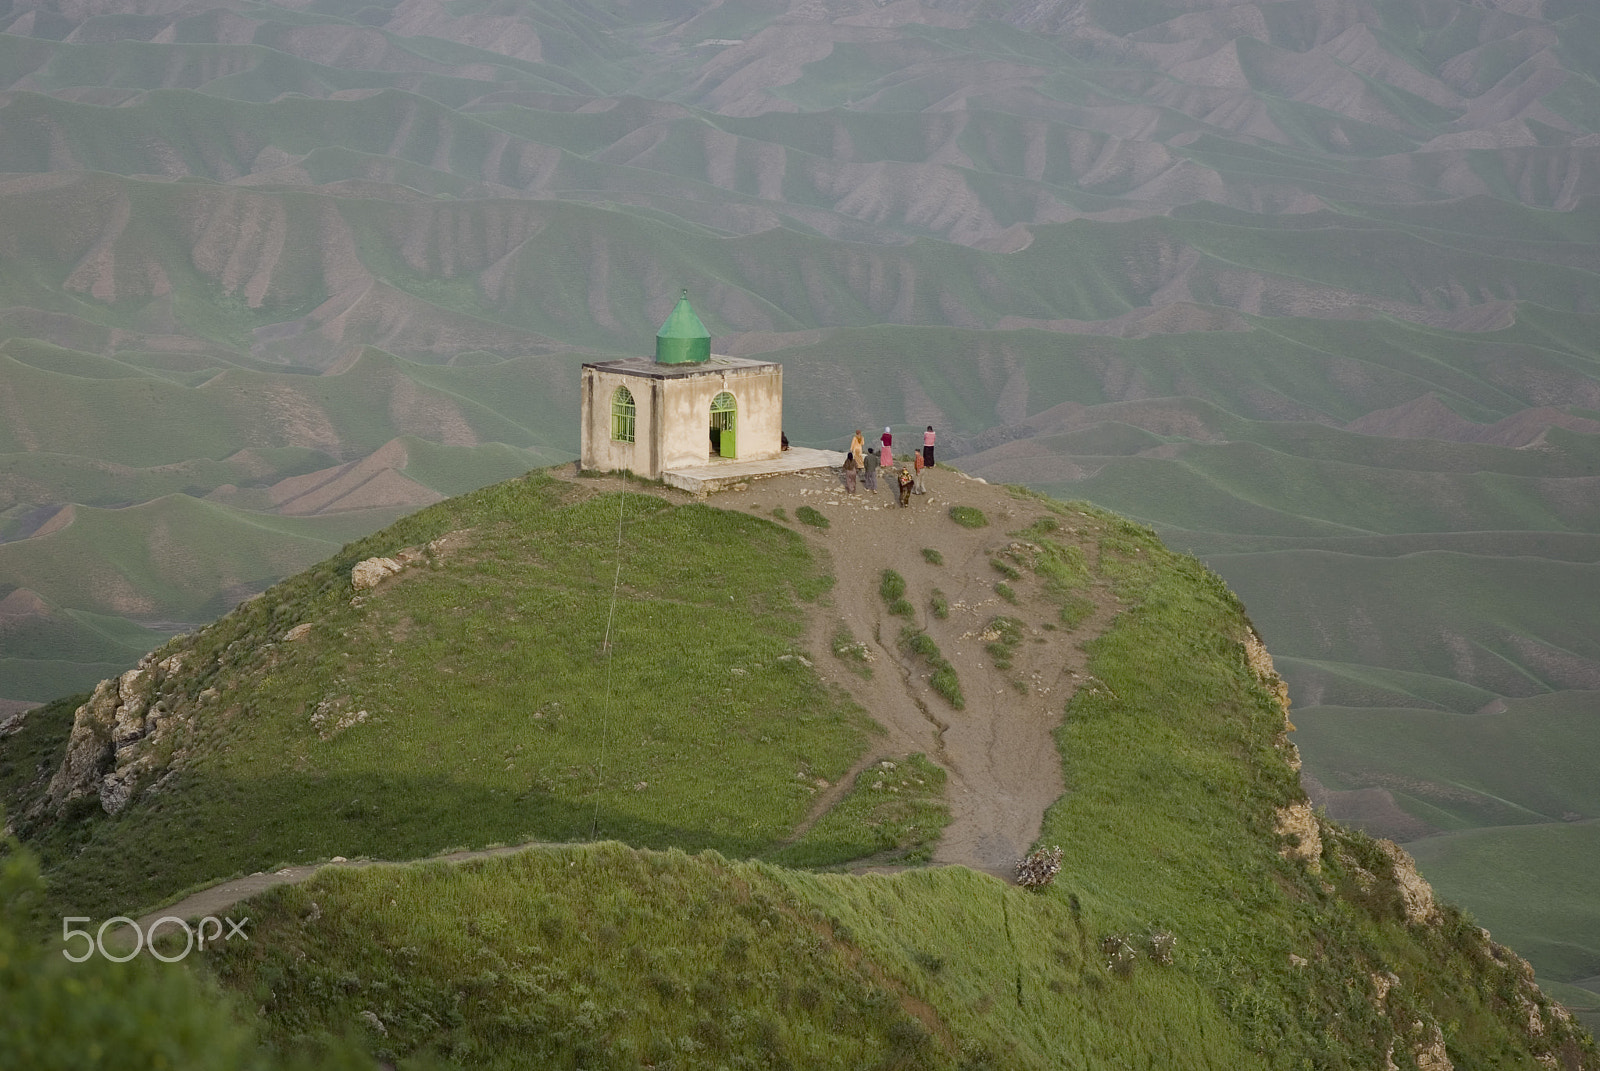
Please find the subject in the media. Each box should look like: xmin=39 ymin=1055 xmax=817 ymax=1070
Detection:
xmin=611 ymin=386 xmax=636 ymax=443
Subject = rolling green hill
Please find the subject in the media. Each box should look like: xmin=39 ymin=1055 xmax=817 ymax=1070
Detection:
xmin=2 ymin=470 xmax=1593 ymax=1068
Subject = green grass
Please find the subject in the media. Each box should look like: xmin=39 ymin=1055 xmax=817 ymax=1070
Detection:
xmin=209 ymin=843 xmax=952 ymax=1069
xmin=1 ymin=840 xmax=316 ymax=1071
xmin=1031 ymin=503 xmax=1594 ymax=1067
xmin=795 ymin=505 xmax=830 ymax=529
xmin=921 ymin=547 xmax=943 ymax=566
xmin=202 ymin=840 xmax=1267 ymax=1071
xmin=0 ymin=694 xmax=82 ymax=822
xmin=948 ymin=506 xmax=988 ymax=529
xmin=8 ymin=488 xmax=1590 ymax=1070
xmin=901 ymin=628 xmax=964 ymax=710
xmin=929 ymin=588 xmax=949 ymax=620
xmin=879 ymin=568 xmax=915 ymax=618
xmin=166 ymin=495 xmax=1597 ymax=1070
xmin=766 ymin=754 xmax=949 ymax=867
xmin=19 ymin=476 xmax=874 ymax=916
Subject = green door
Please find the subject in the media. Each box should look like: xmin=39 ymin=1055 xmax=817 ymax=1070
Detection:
xmin=711 ymin=392 xmax=737 ymax=458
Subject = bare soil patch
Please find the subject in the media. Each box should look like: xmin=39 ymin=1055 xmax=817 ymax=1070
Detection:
xmin=553 ymin=463 xmax=1119 ymax=878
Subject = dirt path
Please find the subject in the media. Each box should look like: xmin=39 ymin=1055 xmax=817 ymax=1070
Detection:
xmin=745 ymin=468 xmax=1117 ymax=877
xmin=556 ymin=464 xmax=1119 ymax=879
xmin=134 ymin=843 xmax=560 ymax=934
xmin=139 ymin=465 xmax=1120 ymax=923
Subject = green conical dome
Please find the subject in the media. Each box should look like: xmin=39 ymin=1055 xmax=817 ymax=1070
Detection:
xmin=655 ymin=289 xmax=711 ymax=365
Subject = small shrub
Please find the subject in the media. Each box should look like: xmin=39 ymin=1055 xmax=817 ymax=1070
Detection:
xmin=771 ymin=507 xmax=788 ymax=522
xmin=1148 ymin=930 xmax=1177 ymax=965
xmin=900 ymin=628 xmax=964 ymax=709
xmin=879 ymin=569 xmax=907 ymax=602
xmin=949 ymin=506 xmax=988 ymax=528
xmin=880 ymin=569 xmax=914 ymax=617
xmin=930 ymin=589 xmax=949 ymax=620
xmin=1106 ymin=936 xmax=1139 ymax=979
xmin=930 ymin=665 xmax=964 ymax=707
xmin=1016 ymin=846 xmax=1063 ymax=888
xmin=990 ymin=558 xmax=1021 ymax=581
xmin=796 ymin=505 xmax=829 ymax=529
xmin=921 ymin=547 xmax=944 ymax=565
xmin=995 ymin=582 xmax=1017 ymax=604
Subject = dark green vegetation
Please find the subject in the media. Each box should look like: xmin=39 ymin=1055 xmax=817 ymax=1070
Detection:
xmin=0 ymin=839 xmax=346 ymax=1071
xmin=900 ymin=628 xmax=964 ymax=710
xmin=793 ymin=505 xmax=829 ymax=530
xmin=878 ymin=568 xmax=914 ymax=619
xmin=947 ymin=506 xmax=989 ymax=530
xmin=3 ymin=0 xmax=1599 ymax=1021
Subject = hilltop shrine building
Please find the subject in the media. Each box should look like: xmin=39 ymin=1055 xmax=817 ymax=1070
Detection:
xmin=579 ymin=292 xmax=789 ymax=489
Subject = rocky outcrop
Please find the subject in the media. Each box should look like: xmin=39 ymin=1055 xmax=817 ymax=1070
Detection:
xmin=1244 ymin=628 xmax=1302 ymax=773
xmin=29 ymin=531 xmax=471 ymax=820
xmin=351 ymin=556 xmax=406 ymax=590
xmin=1274 ymin=800 xmax=1323 ymax=868
xmin=1413 ymin=1020 xmax=1453 ymax=1071
xmin=1377 ymin=838 xmax=1439 ymax=926
xmin=1252 ymin=627 xmax=1323 ymax=870
xmin=350 ymin=532 xmax=464 ymax=593
xmin=41 ymin=652 xmax=187 ymax=817
xmin=0 ymin=708 xmax=30 ymax=738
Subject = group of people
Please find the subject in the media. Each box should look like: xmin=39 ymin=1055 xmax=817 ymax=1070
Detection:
xmin=840 ymin=426 xmax=935 ymax=506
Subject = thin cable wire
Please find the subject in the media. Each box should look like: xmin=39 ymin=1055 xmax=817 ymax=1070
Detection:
xmin=591 ymin=475 xmax=627 ymax=840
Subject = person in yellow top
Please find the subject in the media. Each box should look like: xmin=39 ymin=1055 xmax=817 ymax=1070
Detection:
xmin=849 ymin=429 xmax=865 ymax=469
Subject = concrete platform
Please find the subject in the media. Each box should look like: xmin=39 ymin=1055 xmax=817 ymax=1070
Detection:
xmin=663 ymin=447 xmax=843 ymax=494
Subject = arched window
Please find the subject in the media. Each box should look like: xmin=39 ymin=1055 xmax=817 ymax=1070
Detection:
xmin=710 ymin=392 xmax=736 ymax=429
xmin=610 ymin=386 xmax=636 ymax=443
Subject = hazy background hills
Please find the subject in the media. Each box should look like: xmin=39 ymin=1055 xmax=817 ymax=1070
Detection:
xmin=0 ymin=0 xmax=1596 ymax=1014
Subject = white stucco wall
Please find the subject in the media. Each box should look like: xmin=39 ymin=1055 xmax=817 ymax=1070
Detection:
xmin=580 ymin=358 xmax=782 ymax=478
xmin=658 ymin=364 xmax=782 ymax=471
xmin=580 ymin=367 xmax=659 ymax=476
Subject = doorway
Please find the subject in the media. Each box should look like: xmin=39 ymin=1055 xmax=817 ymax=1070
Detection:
xmin=709 ymin=391 xmax=736 ymax=458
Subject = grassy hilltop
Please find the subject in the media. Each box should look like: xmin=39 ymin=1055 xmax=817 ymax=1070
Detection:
xmin=2 ymin=0 xmax=1600 ymax=1040
xmin=2 ymin=469 xmax=1594 ymax=1068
